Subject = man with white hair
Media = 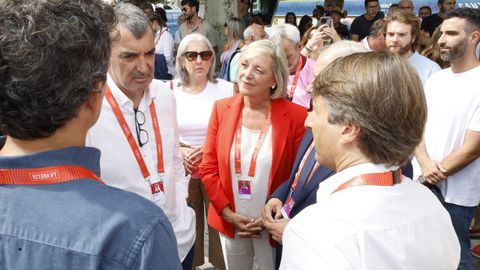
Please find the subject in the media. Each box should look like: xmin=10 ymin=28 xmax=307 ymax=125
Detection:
xmin=229 ymin=23 xmax=267 ymax=85
xmin=399 ymin=0 xmax=414 ymax=11
xmin=269 ymin=24 xmax=315 ymax=109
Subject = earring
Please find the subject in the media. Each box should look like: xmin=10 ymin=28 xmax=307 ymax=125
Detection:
xmin=271 ymin=84 xmax=277 ymax=90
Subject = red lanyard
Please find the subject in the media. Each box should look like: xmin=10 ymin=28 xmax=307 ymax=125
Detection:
xmin=331 ymin=169 xmax=402 ymax=195
xmin=291 ymin=143 xmax=318 ymax=190
xmin=288 ymin=55 xmax=304 ymax=99
xmin=0 ymin=165 xmax=104 ymax=185
xmin=104 ymin=86 xmax=165 ymax=181
xmin=186 ymin=19 xmax=203 ymax=34
xmin=234 ymin=108 xmax=271 ymax=178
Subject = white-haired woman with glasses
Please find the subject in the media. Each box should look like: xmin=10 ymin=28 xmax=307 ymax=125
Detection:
xmin=172 ymin=33 xmax=233 ymax=270
xmin=200 ymin=39 xmax=307 ymax=270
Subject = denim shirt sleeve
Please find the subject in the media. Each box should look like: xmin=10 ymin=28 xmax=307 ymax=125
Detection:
xmin=129 ymin=218 xmax=182 ymax=270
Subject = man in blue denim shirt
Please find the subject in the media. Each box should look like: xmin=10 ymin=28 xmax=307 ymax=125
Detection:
xmin=0 ymin=0 xmax=182 ymax=269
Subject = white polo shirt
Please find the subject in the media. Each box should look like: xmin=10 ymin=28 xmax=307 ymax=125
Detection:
xmin=87 ymin=75 xmax=195 ymax=261
xmin=280 ymin=163 xmax=460 ymax=270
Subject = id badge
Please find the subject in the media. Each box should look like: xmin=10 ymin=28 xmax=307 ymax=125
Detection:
xmin=237 ymin=179 xmax=252 ymax=200
xmin=151 ymin=181 xmax=166 ymax=205
xmin=281 ymin=195 xmax=295 ymax=218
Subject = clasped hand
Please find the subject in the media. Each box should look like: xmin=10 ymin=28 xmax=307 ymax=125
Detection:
xmin=262 ymin=198 xmax=290 ymax=244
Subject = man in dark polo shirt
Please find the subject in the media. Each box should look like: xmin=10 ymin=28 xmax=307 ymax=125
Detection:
xmin=421 ymin=0 xmax=456 ymax=36
xmin=350 ymin=0 xmax=385 ymax=41
xmin=0 ymin=1 xmax=181 ymax=269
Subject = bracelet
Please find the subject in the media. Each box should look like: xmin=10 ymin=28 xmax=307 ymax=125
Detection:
xmin=304 ymin=45 xmax=313 ymax=52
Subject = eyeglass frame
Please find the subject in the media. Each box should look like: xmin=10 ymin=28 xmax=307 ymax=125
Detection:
xmin=134 ymin=108 xmax=149 ymax=147
xmin=183 ymin=50 xmax=214 ymax=62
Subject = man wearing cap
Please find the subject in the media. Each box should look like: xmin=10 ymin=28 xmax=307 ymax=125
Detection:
xmin=331 ymin=6 xmax=349 ymax=39
xmin=0 ymin=0 xmax=181 ymax=269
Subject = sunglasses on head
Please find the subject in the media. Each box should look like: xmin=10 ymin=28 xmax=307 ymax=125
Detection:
xmin=183 ymin=51 xmax=213 ymax=61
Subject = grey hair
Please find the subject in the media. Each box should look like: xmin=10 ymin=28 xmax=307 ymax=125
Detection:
xmin=244 ymin=26 xmax=256 ymax=40
xmin=319 ymin=40 xmax=369 ymax=58
xmin=112 ymin=3 xmax=151 ymax=41
xmin=175 ymin=33 xmax=217 ymax=85
xmin=268 ymin=23 xmax=301 ymax=45
xmin=226 ymin=17 xmax=245 ymax=42
xmin=0 ymin=0 xmax=115 ymax=139
xmin=369 ymin=19 xmax=385 ymax=36
xmin=238 ymin=39 xmax=289 ymax=99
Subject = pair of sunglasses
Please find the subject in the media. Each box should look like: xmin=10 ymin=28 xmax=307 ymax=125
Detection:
xmin=183 ymin=51 xmax=213 ymax=62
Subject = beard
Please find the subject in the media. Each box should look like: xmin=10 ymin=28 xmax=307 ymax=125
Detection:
xmin=389 ymin=43 xmax=412 ymax=56
xmin=440 ymin=40 xmax=467 ymax=61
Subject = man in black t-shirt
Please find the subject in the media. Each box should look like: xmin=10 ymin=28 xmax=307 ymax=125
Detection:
xmin=350 ymin=0 xmax=385 ymax=41
xmin=420 ymin=0 xmax=456 ymax=36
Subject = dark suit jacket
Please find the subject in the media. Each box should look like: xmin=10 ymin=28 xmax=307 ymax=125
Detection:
xmin=271 ymin=129 xmax=334 ymax=218
xmin=200 ymin=94 xmax=307 ymax=238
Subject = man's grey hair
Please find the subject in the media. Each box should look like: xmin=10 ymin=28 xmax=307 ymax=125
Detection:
xmin=369 ymin=19 xmax=385 ymax=37
xmin=112 ymin=3 xmax=151 ymax=41
xmin=320 ymin=40 xmax=369 ymax=59
xmin=268 ymin=24 xmax=301 ymax=45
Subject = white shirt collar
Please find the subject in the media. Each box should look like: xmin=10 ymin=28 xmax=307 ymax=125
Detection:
xmin=361 ymin=37 xmax=372 ymax=51
xmin=106 ymin=74 xmax=159 ymax=111
xmin=317 ymin=162 xmax=399 ymax=202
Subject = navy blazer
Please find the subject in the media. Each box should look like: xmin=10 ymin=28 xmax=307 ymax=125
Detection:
xmin=271 ymin=129 xmax=334 ymax=218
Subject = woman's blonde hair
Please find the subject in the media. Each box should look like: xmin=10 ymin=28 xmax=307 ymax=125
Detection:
xmin=238 ymin=39 xmax=289 ymax=99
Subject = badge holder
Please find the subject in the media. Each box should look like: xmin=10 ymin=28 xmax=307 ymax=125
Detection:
xmin=150 ymin=173 xmax=166 ymax=205
xmin=237 ymin=175 xmax=252 ymax=200
xmin=281 ymin=189 xmax=296 ymax=218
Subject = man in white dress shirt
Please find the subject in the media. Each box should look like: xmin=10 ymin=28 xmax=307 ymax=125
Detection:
xmin=384 ymin=9 xmax=441 ymax=84
xmin=280 ymin=52 xmax=459 ymax=269
xmin=86 ymin=3 xmax=195 ymax=269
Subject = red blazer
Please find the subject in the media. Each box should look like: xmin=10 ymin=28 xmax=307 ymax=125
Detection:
xmin=200 ymin=94 xmax=307 ymax=238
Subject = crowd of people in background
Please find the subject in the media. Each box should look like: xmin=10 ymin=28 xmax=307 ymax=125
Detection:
xmin=1 ymin=0 xmax=480 ymax=269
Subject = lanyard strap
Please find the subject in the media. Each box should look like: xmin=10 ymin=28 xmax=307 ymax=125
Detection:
xmin=104 ymin=86 xmax=164 ymax=181
xmin=234 ymin=108 xmax=271 ymax=178
xmin=0 ymin=165 xmax=104 ymax=185
xmin=186 ymin=19 xmax=203 ymax=34
xmin=331 ymin=169 xmax=402 ymax=195
xmin=291 ymin=143 xmax=316 ymax=190
xmin=288 ymin=55 xmax=304 ymax=99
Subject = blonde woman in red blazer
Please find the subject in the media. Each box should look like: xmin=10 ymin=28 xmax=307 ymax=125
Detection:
xmin=200 ymin=40 xmax=307 ymax=270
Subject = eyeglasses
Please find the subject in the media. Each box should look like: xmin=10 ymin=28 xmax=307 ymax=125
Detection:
xmin=183 ymin=51 xmax=213 ymax=62
xmin=134 ymin=109 xmax=149 ymax=147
